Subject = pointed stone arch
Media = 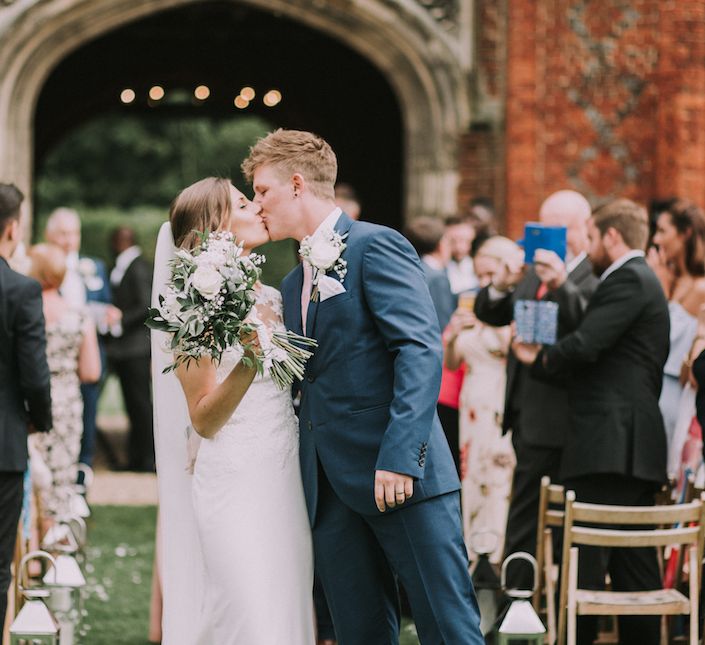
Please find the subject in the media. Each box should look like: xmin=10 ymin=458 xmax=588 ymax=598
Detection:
xmin=0 ymin=0 xmax=470 ymax=226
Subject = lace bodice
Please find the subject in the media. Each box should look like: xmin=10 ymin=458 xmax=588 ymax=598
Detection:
xmin=194 ymin=285 xmax=300 ymax=472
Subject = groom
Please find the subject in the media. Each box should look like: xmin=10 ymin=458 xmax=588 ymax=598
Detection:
xmin=243 ymin=130 xmax=483 ymax=644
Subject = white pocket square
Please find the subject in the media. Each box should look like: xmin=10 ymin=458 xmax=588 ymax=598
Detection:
xmin=318 ymin=274 xmax=347 ymax=301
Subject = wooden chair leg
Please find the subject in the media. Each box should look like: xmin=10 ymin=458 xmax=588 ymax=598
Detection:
xmin=567 ymin=547 xmax=578 ymax=645
xmin=689 ymin=546 xmax=698 ymax=645
xmin=544 ymin=530 xmax=557 ymax=645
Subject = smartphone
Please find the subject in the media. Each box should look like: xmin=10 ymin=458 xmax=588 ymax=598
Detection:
xmin=522 ymin=223 xmax=567 ymax=264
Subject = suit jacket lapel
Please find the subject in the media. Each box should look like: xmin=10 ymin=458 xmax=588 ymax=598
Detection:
xmin=305 ymin=212 xmax=354 ymax=339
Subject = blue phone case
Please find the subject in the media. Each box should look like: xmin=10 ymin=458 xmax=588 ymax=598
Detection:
xmin=523 ymin=224 xmax=567 ymax=263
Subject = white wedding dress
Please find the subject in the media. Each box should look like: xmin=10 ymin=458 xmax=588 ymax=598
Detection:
xmin=152 ymin=223 xmax=314 ymax=644
xmin=190 ymin=285 xmax=315 ymax=644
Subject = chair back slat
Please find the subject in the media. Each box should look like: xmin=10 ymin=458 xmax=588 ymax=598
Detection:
xmin=545 ymin=509 xmax=564 ymax=527
xmin=571 ymin=499 xmax=702 ymax=525
xmin=570 ymin=525 xmax=701 ymax=548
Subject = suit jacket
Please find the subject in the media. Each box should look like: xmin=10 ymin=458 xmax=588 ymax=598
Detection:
xmin=475 ymin=256 xmax=598 ymax=446
xmin=282 ymin=213 xmax=459 ymax=521
xmin=106 ymin=255 xmax=152 ymax=360
xmin=0 ymin=257 xmax=52 ymax=472
xmin=80 ymin=255 xmax=111 ymax=305
xmin=421 ymin=261 xmax=457 ymax=331
xmin=533 ymin=256 xmax=670 ymax=484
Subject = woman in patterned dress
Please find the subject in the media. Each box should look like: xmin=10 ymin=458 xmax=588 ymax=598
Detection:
xmin=28 ymin=243 xmax=100 ymax=526
xmin=445 ymin=236 xmax=519 ymax=562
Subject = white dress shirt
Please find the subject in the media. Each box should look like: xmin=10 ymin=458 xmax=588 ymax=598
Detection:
xmin=110 ymin=246 xmax=142 ymax=287
xmin=447 ymin=256 xmax=478 ymax=295
xmin=301 ymin=207 xmax=342 ymax=328
xmin=600 ymin=250 xmax=645 ymax=282
xmin=61 ymin=252 xmax=87 ymax=307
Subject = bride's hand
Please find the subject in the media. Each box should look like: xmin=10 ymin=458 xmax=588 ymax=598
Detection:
xmin=239 ymin=328 xmax=262 ymax=361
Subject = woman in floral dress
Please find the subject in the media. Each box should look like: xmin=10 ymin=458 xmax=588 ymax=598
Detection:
xmin=28 ymin=244 xmax=100 ymax=524
xmin=445 ymin=236 xmax=519 ymax=562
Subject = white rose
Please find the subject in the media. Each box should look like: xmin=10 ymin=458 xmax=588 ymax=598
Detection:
xmin=192 ymin=266 xmax=224 ymax=300
xmin=308 ymin=237 xmax=340 ymax=269
xmin=79 ymin=258 xmax=97 ymax=276
xmin=162 ymin=291 xmax=181 ymax=323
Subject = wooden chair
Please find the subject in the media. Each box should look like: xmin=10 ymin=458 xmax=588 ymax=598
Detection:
xmin=533 ymin=476 xmax=565 ymax=644
xmin=557 ymin=491 xmax=705 ymax=645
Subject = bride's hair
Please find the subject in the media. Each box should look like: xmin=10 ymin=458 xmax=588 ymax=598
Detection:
xmin=170 ymin=177 xmax=233 ymax=249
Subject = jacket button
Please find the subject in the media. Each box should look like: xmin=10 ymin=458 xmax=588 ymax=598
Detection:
xmin=307 ymin=421 xmax=313 ymax=431
xmin=307 ymin=375 xmax=315 ymax=383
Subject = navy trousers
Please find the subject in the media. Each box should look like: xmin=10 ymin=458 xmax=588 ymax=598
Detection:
xmin=313 ymin=463 xmax=483 ymax=644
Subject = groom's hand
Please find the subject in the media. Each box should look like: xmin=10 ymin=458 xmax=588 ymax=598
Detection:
xmin=375 ymin=470 xmax=413 ymax=512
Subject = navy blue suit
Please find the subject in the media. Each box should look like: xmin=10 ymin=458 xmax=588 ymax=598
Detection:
xmin=281 ymin=213 xmax=482 ymax=644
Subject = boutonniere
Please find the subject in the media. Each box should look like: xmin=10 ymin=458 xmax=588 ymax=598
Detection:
xmin=299 ymin=229 xmax=348 ymax=301
xmin=78 ymin=257 xmax=104 ymax=291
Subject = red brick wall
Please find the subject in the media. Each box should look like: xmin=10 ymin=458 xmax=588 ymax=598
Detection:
xmin=469 ymin=1 xmax=705 ymax=239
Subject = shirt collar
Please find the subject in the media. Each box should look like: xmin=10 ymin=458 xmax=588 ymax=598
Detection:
xmin=422 ymin=255 xmax=445 ymax=271
xmin=566 ymin=251 xmax=587 ymax=274
xmin=600 ymin=249 xmax=644 ymax=282
xmin=312 ymin=207 xmax=342 ymax=238
xmin=115 ymin=245 xmax=141 ymax=271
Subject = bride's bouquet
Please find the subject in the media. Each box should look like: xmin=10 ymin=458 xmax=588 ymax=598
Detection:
xmin=146 ymin=230 xmax=317 ymax=390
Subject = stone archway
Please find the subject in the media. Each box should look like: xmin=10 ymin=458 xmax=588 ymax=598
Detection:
xmin=0 ymin=0 xmax=471 ymax=228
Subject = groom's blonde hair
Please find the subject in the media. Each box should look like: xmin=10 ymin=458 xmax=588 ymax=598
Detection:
xmin=242 ymin=129 xmax=337 ymax=200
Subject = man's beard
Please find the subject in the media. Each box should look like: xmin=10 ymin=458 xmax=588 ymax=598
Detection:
xmin=590 ymin=248 xmax=610 ymax=276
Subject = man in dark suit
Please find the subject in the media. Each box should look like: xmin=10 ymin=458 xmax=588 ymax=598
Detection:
xmin=475 ymin=190 xmax=599 ymax=584
xmin=514 ymin=198 xmax=670 ymax=644
xmin=0 ymin=184 xmax=52 ymax=633
xmin=106 ymin=226 xmax=154 ymax=471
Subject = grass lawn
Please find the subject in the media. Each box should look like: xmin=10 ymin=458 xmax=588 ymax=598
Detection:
xmin=81 ymin=505 xmax=420 ymax=644
xmin=81 ymin=505 xmax=157 ymax=645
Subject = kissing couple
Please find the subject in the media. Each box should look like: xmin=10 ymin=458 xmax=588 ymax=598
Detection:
xmin=151 ymin=129 xmax=484 ymax=644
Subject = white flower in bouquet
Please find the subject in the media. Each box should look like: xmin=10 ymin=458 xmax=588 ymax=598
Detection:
xmin=146 ymin=230 xmax=317 ymax=389
xmin=192 ymin=265 xmax=224 ymax=300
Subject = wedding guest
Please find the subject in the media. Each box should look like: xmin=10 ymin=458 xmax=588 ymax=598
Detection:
xmin=445 ymin=236 xmax=520 ymax=562
xmin=45 ymin=208 xmax=119 ymax=481
xmin=28 ymin=243 xmax=100 ymax=525
xmin=466 ymin=197 xmax=497 ymax=256
xmin=474 ymin=189 xmax=598 ymax=586
xmin=404 ymin=215 xmax=455 ymax=330
xmin=404 ymin=216 xmax=459 ymax=470
xmin=445 ymin=216 xmax=478 ymax=295
xmin=334 ymin=182 xmax=361 ymax=221
xmin=514 ymin=198 xmax=669 ymax=645
xmin=647 ymin=199 xmax=705 ymax=473
xmin=106 ymin=226 xmax=155 ymax=472
xmin=0 ymin=184 xmax=52 ymax=636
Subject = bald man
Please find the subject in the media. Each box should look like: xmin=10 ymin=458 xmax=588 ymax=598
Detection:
xmin=474 ymin=190 xmax=599 ymax=588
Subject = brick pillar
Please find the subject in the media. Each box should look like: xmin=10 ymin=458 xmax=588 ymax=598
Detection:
xmin=655 ymin=2 xmax=705 ymax=206
xmin=504 ymin=0 xmax=541 ymax=240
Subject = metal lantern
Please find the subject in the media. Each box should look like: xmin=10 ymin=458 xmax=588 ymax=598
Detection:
xmin=496 ymin=552 xmax=546 ymax=645
xmin=42 ymin=554 xmax=86 ymax=645
xmin=469 ymin=530 xmax=502 ymax=635
xmin=9 ymin=551 xmax=60 ymax=645
xmin=70 ymin=465 xmax=92 ymax=518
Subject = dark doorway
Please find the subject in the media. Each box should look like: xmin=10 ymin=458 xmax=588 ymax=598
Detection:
xmin=34 ymin=1 xmax=404 ymax=227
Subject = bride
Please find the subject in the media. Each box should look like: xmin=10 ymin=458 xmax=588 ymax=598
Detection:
xmin=151 ymin=177 xmax=315 ymax=644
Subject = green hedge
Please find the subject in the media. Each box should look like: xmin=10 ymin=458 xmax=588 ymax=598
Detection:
xmin=32 ymin=207 xmax=299 ymax=289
